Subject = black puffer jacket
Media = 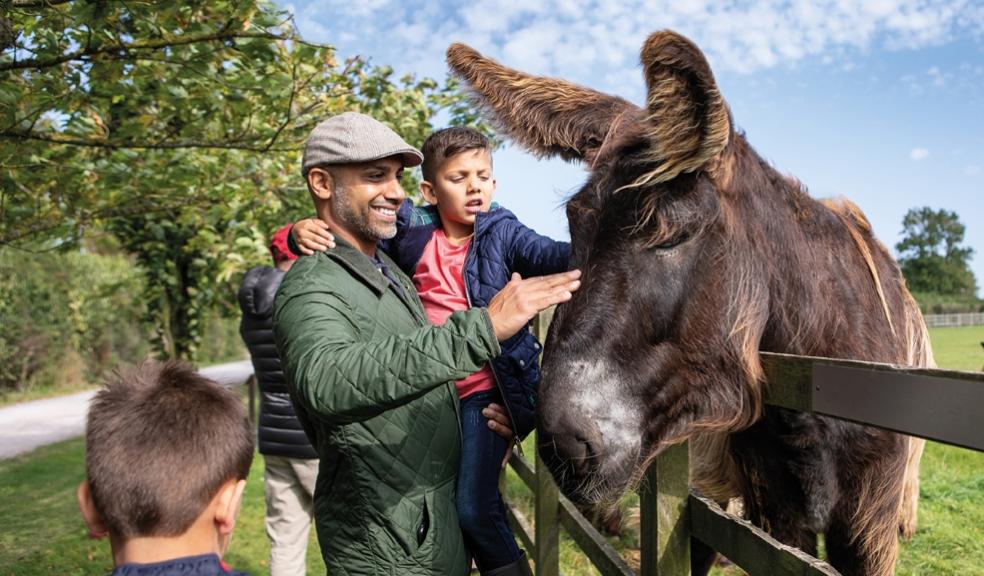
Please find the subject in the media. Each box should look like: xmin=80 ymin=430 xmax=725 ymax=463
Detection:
xmin=238 ymin=265 xmax=317 ymax=459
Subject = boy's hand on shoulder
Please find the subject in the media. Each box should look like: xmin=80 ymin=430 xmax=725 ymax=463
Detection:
xmin=293 ymin=218 xmax=335 ymax=255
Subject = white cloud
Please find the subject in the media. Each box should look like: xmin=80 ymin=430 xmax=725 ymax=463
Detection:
xmin=965 ymin=164 xmax=982 ymax=175
xmin=286 ymin=0 xmax=984 ymax=95
xmin=910 ymin=147 xmax=930 ymax=160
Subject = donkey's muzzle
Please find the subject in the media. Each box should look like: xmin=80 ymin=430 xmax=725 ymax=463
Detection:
xmin=537 ymin=414 xmax=605 ymax=502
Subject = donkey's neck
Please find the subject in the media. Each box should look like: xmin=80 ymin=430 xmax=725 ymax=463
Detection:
xmin=728 ymin=140 xmax=908 ymax=362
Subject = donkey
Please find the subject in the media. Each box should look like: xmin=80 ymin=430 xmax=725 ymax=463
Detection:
xmin=447 ymin=31 xmax=933 ymax=576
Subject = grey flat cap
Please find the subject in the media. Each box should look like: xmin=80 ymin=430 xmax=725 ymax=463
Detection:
xmin=301 ymin=112 xmax=423 ymax=176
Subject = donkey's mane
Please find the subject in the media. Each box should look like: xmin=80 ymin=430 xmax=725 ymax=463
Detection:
xmin=821 ymin=197 xmax=896 ymax=337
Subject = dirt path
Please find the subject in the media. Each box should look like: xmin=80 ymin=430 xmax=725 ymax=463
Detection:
xmin=0 ymin=360 xmax=253 ymax=460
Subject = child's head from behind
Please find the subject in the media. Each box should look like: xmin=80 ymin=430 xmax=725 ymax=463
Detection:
xmin=421 ymin=127 xmax=495 ymax=240
xmin=78 ymin=361 xmax=254 ymax=561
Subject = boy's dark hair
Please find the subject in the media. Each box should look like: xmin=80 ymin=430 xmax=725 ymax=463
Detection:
xmin=85 ymin=361 xmax=254 ymax=538
xmin=421 ymin=126 xmax=492 ymax=183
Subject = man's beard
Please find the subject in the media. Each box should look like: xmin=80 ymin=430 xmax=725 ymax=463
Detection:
xmin=331 ymin=184 xmax=398 ymax=242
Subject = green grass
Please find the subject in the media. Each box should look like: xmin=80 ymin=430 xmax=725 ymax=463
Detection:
xmin=0 ymin=439 xmax=324 ymax=575
xmin=0 ymin=327 xmax=981 ymax=575
xmin=928 ymin=325 xmax=984 ymax=372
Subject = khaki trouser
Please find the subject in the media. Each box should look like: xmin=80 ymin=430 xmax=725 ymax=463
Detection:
xmin=264 ymin=455 xmax=319 ymax=576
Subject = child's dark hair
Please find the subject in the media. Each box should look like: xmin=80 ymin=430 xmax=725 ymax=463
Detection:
xmin=84 ymin=361 xmax=254 ymax=538
xmin=421 ymin=126 xmax=492 ymax=183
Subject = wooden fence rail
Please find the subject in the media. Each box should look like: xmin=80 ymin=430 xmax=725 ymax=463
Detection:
xmin=513 ymin=313 xmax=984 ymax=576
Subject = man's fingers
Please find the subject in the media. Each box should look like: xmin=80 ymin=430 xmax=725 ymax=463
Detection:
xmin=532 ymin=288 xmax=575 ymax=309
xmin=540 ymin=269 xmax=581 ymax=288
xmin=482 ymin=403 xmax=510 ymax=426
xmin=487 ymin=419 xmax=515 ymax=440
xmin=483 ymin=403 xmax=515 ymax=441
xmin=525 ymin=279 xmax=580 ymax=307
xmin=501 ymin=440 xmax=515 ymax=470
xmin=514 ymin=269 xmax=581 ymax=292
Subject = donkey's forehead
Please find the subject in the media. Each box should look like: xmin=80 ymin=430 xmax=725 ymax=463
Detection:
xmin=570 ymin=141 xmax=663 ymax=210
xmin=583 ymin=108 xmax=649 ymax=168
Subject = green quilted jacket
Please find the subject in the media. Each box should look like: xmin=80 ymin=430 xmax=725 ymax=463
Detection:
xmin=272 ymin=239 xmax=500 ymax=576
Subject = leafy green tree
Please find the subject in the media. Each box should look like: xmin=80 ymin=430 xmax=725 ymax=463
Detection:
xmin=1 ymin=0 xmax=487 ymax=360
xmin=896 ymin=207 xmax=977 ymax=297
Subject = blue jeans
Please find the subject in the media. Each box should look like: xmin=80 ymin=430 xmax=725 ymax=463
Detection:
xmin=457 ymin=390 xmax=522 ymax=572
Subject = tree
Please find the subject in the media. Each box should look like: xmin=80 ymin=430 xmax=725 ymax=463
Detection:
xmin=896 ymin=207 xmax=977 ymax=297
xmin=1 ymin=0 xmax=487 ymax=359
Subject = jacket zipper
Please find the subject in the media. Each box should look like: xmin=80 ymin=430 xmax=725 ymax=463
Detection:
xmin=463 ymin=236 xmax=524 ymax=455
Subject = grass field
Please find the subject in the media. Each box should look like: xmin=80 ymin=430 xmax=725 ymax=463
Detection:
xmin=928 ymin=325 xmax=984 ymax=371
xmin=0 ymin=326 xmax=981 ymax=575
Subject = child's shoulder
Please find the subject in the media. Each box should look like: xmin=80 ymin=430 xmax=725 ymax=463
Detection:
xmin=407 ymin=201 xmax=440 ymax=228
xmin=479 ymin=203 xmax=525 ymax=232
xmin=109 ymin=553 xmax=249 ymax=575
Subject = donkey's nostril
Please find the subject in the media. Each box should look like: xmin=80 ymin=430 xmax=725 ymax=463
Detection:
xmin=555 ymin=431 xmax=588 ymax=463
xmin=543 ymin=416 xmax=604 ymax=476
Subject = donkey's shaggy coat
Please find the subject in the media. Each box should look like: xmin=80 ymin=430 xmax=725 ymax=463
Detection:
xmin=448 ymin=31 xmax=932 ymax=576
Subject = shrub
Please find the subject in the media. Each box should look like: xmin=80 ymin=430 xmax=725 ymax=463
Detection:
xmin=912 ymin=291 xmax=984 ymax=315
xmin=0 ymin=249 xmax=148 ymax=392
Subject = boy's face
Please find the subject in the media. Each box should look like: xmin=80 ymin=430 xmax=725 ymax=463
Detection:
xmin=421 ymin=148 xmax=495 ymax=238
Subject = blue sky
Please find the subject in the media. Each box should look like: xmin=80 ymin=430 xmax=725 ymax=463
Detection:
xmin=282 ymin=0 xmax=984 ymax=295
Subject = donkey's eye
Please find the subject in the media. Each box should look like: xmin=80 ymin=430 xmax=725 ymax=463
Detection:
xmin=650 ymin=233 xmax=689 ymax=251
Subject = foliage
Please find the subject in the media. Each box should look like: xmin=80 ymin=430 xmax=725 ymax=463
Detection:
xmin=896 ymin=207 xmax=978 ymax=297
xmin=1 ymin=0 xmax=490 ymax=361
xmin=0 ymin=246 xmax=147 ymax=394
xmin=912 ymin=291 xmax=984 ymax=315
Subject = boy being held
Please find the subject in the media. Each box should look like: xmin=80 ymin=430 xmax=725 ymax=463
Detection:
xmin=292 ymin=127 xmax=570 ymax=576
xmin=77 ymin=361 xmax=255 ymax=576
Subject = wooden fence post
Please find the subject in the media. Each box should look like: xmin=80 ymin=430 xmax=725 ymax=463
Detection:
xmin=639 ymin=441 xmax=690 ymax=576
xmin=535 ymin=445 xmax=560 ymax=576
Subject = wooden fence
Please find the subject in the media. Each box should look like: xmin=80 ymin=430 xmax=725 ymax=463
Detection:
xmin=923 ymin=312 xmax=984 ymax=327
xmin=511 ymin=312 xmax=984 ymax=576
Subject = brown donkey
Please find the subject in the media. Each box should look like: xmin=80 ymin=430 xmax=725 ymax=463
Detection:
xmin=448 ymin=31 xmax=932 ymax=576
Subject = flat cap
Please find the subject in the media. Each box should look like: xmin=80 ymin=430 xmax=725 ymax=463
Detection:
xmin=301 ymin=112 xmax=423 ymax=176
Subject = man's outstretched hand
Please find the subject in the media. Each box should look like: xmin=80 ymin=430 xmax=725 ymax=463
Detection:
xmin=486 ymin=270 xmax=581 ymax=341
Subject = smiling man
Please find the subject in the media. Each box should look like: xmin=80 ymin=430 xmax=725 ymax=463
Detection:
xmin=272 ymin=112 xmax=581 ymax=575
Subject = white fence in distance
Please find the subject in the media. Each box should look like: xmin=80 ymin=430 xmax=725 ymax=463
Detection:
xmin=923 ymin=312 xmax=984 ymax=328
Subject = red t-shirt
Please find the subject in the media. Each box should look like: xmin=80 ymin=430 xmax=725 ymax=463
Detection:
xmin=413 ymin=228 xmax=496 ymax=399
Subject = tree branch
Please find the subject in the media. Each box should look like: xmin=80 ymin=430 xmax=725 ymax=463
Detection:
xmin=0 ymin=29 xmax=292 ymax=72
xmin=263 ymin=60 xmax=301 ymax=152
xmin=0 ymin=129 xmax=301 ymax=151
xmin=1 ymin=192 xmax=216 ymax=246
xmin=11 ymin=0 xmax=74 ymax=8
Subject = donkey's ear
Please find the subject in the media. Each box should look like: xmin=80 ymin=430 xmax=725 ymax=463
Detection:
xmin=447 ymin=43 xmax=639 ymax=163
xmin=638 ymin=31 xmax=732 ymax=184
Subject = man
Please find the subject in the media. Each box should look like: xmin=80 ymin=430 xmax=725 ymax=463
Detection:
xmin=238 ymin=225 xmax=318 ymax=576
xmin=273 ymin=112 xmax=580 ymax=575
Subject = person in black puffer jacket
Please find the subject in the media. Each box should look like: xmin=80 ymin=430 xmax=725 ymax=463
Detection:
xmin=238 ymin=225 xmax=318 ymax=576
